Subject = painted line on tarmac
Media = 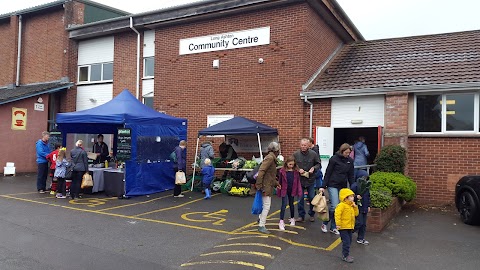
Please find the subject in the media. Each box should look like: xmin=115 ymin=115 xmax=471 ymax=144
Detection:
xmin=325 ymin=238 xmax=342 ymax=251
xmin=97 ymin=192 xmax=185 ymax=212
xmin=263 ymin=223 xmax=306 ymax=230
xmin=227 ymin=235 xmax=269 ymax=241
xmin=200 ymin=250 xmax=274 ymax=259
xmin=134 ymin=193 xmax=221 ymax=217
xmin=181 ymin=260 xmax=265 ymax=269
xmin=0 ymin=191 xmax=38 ymax=196
xmin=215 ymin=243 xmax=282 ymax=251
xmin=244 ymin=228 xmax=298 ymax=235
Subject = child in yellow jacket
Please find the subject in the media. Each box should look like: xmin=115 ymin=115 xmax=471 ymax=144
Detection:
xmin=335 ymin=188 xmax=359 ymax=263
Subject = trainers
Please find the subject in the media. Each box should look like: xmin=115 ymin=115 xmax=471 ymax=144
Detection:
xmin=173 ymin=194 xmax=185 ymax=198
xmin=357 ymin=239 xmax=370 ymax=245
xmin=289 ymin=218 xmax=295 ymax=226
xmin=49 ymin=190 xmax=56 ymax=195
xmin=295 ymin=217 xmax=305 ymax=223
xmin=342 ymin=255 xmax=354 ymax=263
xmin=309 ymin=216 xmax=315 ymax=222
xmin=38 ymin=190 xmax=45 ymax=194
xmin=56 ymin=194 xmax=67 ymax=199
xmin=321 ymin=224 xmax=328 ymax=233
xmin=258 ymin=226 xmax=271 ymax=234
xmin=330 ymin=228 xmax=340 ymax=235
xmin=279 ymin=220 xmax=285 ymax=231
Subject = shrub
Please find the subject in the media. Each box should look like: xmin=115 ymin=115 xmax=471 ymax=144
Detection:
xmin=374 ymin=145 xmax=406 ymax=173
xmin=370 ymin=172 xmax=417 ymax=202
xmin=370 ymin=186 xmax=393 ymax=210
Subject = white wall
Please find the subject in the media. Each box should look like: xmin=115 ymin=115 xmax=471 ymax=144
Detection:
xmin=76 ymin=84 xmax=113 ymax=111
xmin=331 ymin=95 xmax=385 ymax=127
xmin=78 ymin=36 xmax=114 ymax=65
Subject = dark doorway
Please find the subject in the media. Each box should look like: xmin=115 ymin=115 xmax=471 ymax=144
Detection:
xmin=333 ymin=127 xmax=380 ymax=165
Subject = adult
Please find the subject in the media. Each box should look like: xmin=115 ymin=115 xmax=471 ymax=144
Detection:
xmin=173 ymin=140 xmax=187 ymax=198
xmin=293 ymin=138 xmax=321 ymax=222
xmin=93 ymin=134 xmax=109 ymax=164
xmin=353 ymin=136 xmax=370 ymax=179
xmin=199 ymin=141 xmax=214 ymax=168
xmin=320 ymin=143 xmax=355 ymax=234
xmin=70 ymin=140 xmax=89 ymax=200
xmin=255 ymin=142 xmax=281 ymax=234
xmin=219 ymin=141 xmax=238 ymax=160
xmin=35 ymin=131 xmax=51 ymax=193
xmin=308 ymin=137 xmax=323 ymax=190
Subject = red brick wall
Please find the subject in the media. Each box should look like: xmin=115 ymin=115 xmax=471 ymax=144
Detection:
xmin=113 ymin=31 xmax=139 ymax=98
xmin=306 ymin=98 xmax=332 ymax=137
xmin=0 ymin=95 xmax=50 ymax=173
xmin=408 ymin=137 xmax=480 ymax=204
xmin=384 ymin=92 xmax=409 ymax=148
xmin=0 ymin=17 xmax=18 ymax=86
xmin=153 ymin=3 xmax=342 ymax=166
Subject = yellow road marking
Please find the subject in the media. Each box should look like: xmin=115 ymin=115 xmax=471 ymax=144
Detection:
xmin=134 ymin=193 xmax=220 ymax=217
xmin=0 ymin=191 xmax=38 ymax=196
xmin=325 ymin=237 xmax=342 ymax=251
xmin=97 ymin=192 xmax=184 ymax=212
xmin=227 ymin=235 xmax=269 ymax=241
xmin=181 ymin=209 xmax=228 ymax=225
xmin=215 ymin=243 xmax=281 ymax=251
xmin=243 ymin=228 xmax=298 ymax=235
xmin=181 ymin=260 xmax=264 ymax=269
xmin=201 ymin=250 xmax=274 ymax=259
xmin=264 ymin=223 xmax=306 ymax=230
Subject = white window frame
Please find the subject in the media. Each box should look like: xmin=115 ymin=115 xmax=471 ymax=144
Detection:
xmin=414 ymin=92 xmax=480 ymax=135
xmin=77 ymin=62 xmax=114 ymax=84
xmin=143 ymin=57 xmax=154 ymax=78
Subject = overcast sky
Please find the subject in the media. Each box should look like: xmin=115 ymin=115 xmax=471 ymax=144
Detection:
xmin=1 ymin=0 xmax=479 ymax=40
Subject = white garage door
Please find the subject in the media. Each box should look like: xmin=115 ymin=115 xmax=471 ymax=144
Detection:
xmin=331 ymin=95 xmax=385 ymax=127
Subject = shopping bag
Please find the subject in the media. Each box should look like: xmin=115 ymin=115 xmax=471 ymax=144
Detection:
xmin=175 ymin=170 xmax=186 ymax=185
xmin=81 ymin=173 xmax=93 ymax=189
xmin=311 ymin=193 xmax=323 ymax=206
xmin=318 ymin=193 xmax=328 ymax=212
xmin=251 ymin=190 xmax=263 ymax=215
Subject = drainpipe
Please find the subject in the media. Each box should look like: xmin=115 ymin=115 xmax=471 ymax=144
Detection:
xmin=16 ymin=15 xmax=22 ymax=86
xmin=304 ymin=95 xmax=313 ymax=138
xmin=129 ymin=17 xmax=140 ymax=99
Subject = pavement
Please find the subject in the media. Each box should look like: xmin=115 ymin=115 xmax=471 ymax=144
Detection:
xmin=1 ymin=174 xmax=479 ymax=270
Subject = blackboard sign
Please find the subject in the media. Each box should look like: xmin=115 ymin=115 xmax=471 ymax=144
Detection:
xmin=48 ymin=131 xmax=63 ymax=151
xmin=117 ymin=128 xmax=132 ymax=161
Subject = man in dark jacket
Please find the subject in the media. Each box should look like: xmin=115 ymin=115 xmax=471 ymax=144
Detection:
xmin=293 ymin=138 xmax=321 ymax=222
xmin=93 ymin=134 xmax=109 ymax=164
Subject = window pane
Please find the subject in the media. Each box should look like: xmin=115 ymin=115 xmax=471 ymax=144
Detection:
xmin=446 ymin=94 xmax=474 ymax=131
xmin=143 ymin=97 xmax=153 ymax=108
xmin=90 ymin=64 xmax=102 ymax=81
xmin=103 ymin=63 xmax=113 ymax=81
xmin=416 ymin=95 xmax=441 ymax=132
xmin=79 ymin=66 xmax=89 ymax=82
xmin=144 ymin=57 xmax=154 ymax=77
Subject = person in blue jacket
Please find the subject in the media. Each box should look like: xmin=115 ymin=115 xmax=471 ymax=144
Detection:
xmin=350 ymin=170 xmax=371 ymax=245
xmin=35 ymin=131 xmax=51 ymax=193
xmin=201 ymin=158 xmax=215 ymax=199
xmin=353 ymin=136 xmax=370 ymax=179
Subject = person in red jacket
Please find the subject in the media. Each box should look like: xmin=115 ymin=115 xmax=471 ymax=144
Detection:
xmin=46 ymin=143 xmax=61 ymax=194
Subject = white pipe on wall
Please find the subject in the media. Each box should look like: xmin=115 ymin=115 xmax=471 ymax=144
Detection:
xmin=304 ymin=96 xmax=313 ymax=138
xmin=16 ymin=15 xmax=22 ymax=86
xmin=129 ymin=17 xmax=141 ymax=99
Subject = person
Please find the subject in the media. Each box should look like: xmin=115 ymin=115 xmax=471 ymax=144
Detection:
xmin=255 ymin=142 xmax=281 ymax=234
xmin=36 ymin=131 xmax=51 ymax=193
xmin=46 ymin=143 xmax=62 ymax=195
xmin=351 ymin=170 xmax=371 ymax=245
xmin=277 ymin=156 xmax=302 ymax=230
xmin=173 ymin=140 xmax=187 ymax=198
xmin=353 ymin=136 xmax=370 ymax=178
xmin=70 ymin=140 xmax=88 ymax=200
xmin=93 ymin=134 xmax=109 ymax=164
xmin=320 ymin=143 xmax=355 ymax=234
xmin=308 ymin=137 xmax=323 ymax=190
xmin=334 ymin=188 xmax=359 ymax=263
xmin=54 ymin=148 xmax=69 ymax=199
xmin=219 ymin=141 xmax=238 ymax=160
xmin=293 ymin=138 xmax=321 ymax=222
xmin=201 ymin=158 xmax=215 ymax=200
xmin=199 ymin=141 xmax=214 ymax=168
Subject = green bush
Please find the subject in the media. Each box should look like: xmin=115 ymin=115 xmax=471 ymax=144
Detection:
xmin=370 ymin=186 xmax=393 ymax=209
xmin=370 ymin=172 xmax=417 ymax=201
xmin=374 ymin=145 xmax=406 ymax=173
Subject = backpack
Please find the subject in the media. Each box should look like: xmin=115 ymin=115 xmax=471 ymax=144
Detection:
xmin=169 ymin=151 xmax=177 ymax=162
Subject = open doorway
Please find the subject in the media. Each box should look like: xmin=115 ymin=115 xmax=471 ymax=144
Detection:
xmin=333 ymin=127 xmax=380 ymax=165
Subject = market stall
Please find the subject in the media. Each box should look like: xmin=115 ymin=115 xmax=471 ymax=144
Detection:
xmin=193 ymin=116 xmax=278 ymax=191
xmin=56 ymin=90 xmax=187 ymax=196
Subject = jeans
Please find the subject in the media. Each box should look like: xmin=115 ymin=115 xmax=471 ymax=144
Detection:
xmin=36 ymin=163 xmax=49 ymax=191
xmin=280 ymin=195 xmax=295 ymax=220
xmin=323 ymin=187 xmax=340 ymax=229
xmin=259 ymin=196 xmax=271 ymax=227
xmin=297 ymin=185 xmax=315 ymax=219
xmin=339 ymin=229 xmax=353 ymax=258
xmin=355 ymin=212 xmax=368 ymax=240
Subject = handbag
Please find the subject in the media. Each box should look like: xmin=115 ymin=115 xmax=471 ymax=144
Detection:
xmin=81 ymin=172 xmax=94 ymax=189
xmin=251 ymin=190 xmax=263 ymax=215
xmin=175 ymin=170 xmax=186 ymax=185
xmin=65 ymin=153 xmax=81 ymax=180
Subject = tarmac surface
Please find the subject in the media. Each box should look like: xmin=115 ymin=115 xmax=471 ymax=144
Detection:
xmin=1 ymin=174 xmax=479 ymax=270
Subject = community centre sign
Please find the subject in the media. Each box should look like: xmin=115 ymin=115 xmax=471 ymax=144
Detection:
xmin=179 ymin=26 xmax=270 ymax=55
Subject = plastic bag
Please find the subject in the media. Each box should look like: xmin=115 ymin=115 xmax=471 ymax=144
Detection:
xmin=251 ymin=190 xmax=263 ymax=215
xmin=81 ymin=173 xmax=93 ymax=189
xmin=175 ymin=170 xmax=186 ymax=185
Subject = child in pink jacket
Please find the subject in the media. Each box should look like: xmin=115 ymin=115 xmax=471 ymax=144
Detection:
xmin=277 ymin=156 xmax=303 ymax=230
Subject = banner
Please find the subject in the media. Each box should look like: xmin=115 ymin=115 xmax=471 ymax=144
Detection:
xmin=11 ymin=107 xmax=27 ymax=130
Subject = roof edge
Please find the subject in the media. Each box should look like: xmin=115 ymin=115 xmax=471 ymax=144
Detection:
xmin=302 ymin=43 xmax=344 ymax=91
xmin=0 ymin=83 xmax=73 ymax=105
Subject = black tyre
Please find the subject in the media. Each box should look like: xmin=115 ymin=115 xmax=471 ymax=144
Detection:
xmin=458 ymin=191 xmax=480 ymax=225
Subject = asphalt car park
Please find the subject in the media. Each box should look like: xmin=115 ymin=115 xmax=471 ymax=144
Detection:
xmin=1 ymin=174 xmax=480 ymax=270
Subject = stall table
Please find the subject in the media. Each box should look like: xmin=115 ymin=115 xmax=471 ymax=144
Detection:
xmin=104 ymin=169 xmax=125 ymax=197
xmin=88 ymin=167 xmax=111 ymax=193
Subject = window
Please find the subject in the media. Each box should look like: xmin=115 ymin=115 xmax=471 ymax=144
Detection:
xmin=144 ymin=57 xmax=154 ymax=77
xmin=415 ymin=93 xmax=479 ymax=134
xmin=143 ymin=97 xmax=153 ymax=108
xmin=78 ymin=62 xmax=113 ymax=83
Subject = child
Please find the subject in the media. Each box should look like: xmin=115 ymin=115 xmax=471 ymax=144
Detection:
xmin=46 ymin=143 xmax=62 ymax=195
xmin=277 ymin=156 xmax=303 ymax=230
xmin=201 ymin=158 xmax=215 ymax=199
xmin=335 ymin=188 xmax=359 ymax=263
xmin=54 ymin=148 xmax=69 ymax=199
xmin=351 ymin=171 xmax=371 ymax=245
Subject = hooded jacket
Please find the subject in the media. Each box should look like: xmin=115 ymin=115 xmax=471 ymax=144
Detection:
xmin=201 ymin=165 xmax=215 ymax=186
xmin=351 ymin=181 xmax=371 ymax=214
xmin=353 ymin=141 xmax=369 ymax=167
xmin=276 ymin=168 xmax=303 ymax=198
xmin=334 ymin=188 xmax=359 ymax=230
xmin=36 ymin=139 xmax=51 ymax=164
xmin=322 ymin=153 xmax=354 ymax=189
xmin=200 ymin=142 xmax=214 ymax=167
